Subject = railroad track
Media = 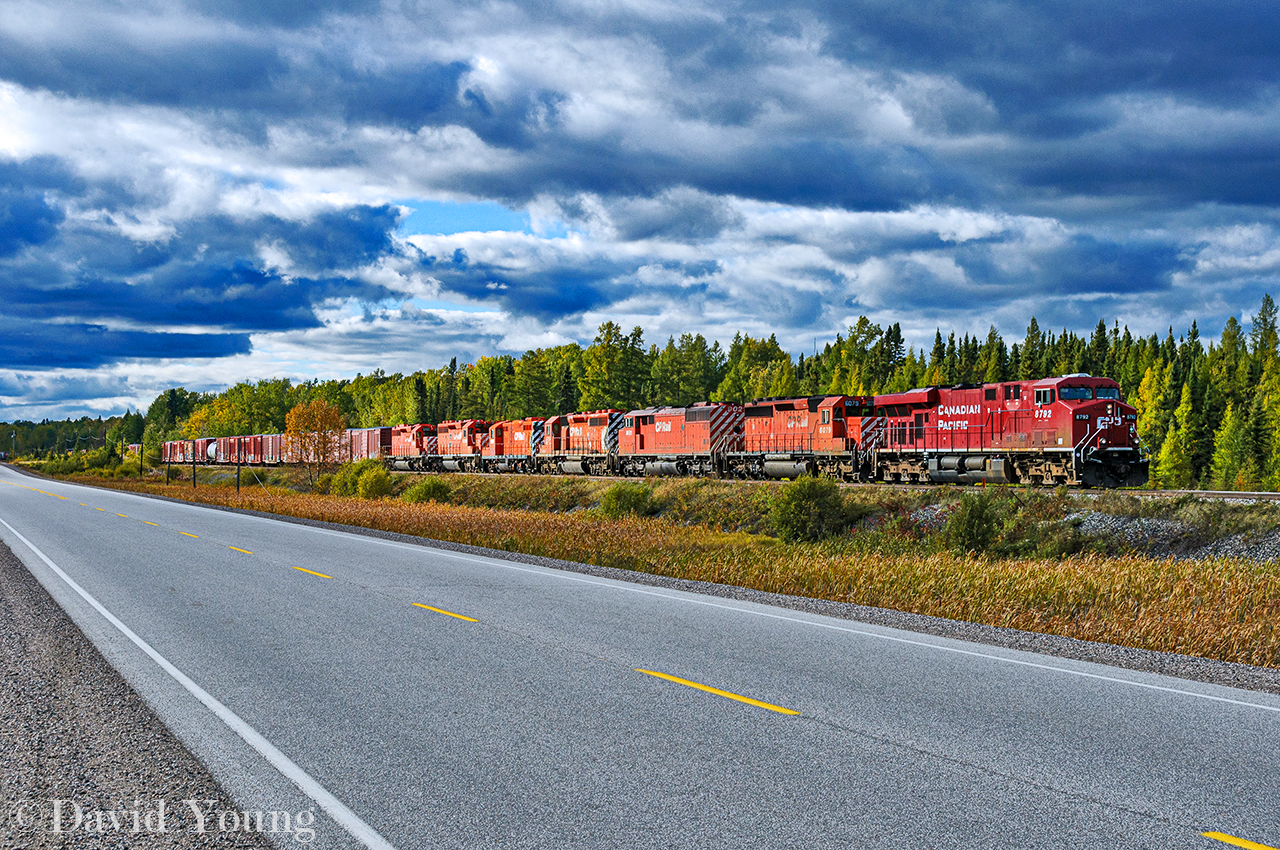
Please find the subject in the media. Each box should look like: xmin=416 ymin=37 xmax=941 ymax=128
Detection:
xmin=385 ymin=468 xmax=1280 ymax=501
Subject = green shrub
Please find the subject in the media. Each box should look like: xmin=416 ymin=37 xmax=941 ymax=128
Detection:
xmin=770 ymin=476 xmax=847 ymax=542
xmin=600 ymin=482 xmax=657 ymax=519
xmin=402 ymin=476 xmax=452 ymax=504
xmin=356 ymin=466 xmax=393 ymax=499
xmin=331 ymin=459 xmax=382 ymax=496
xmin=944 ymin=491 xmax=999 ymax=554
xmin=314 ymin=473 xmax=334 ymax=494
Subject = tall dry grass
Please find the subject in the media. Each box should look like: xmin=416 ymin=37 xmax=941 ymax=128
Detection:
xmin=81 ymin=478 xmax=1280 ymax=668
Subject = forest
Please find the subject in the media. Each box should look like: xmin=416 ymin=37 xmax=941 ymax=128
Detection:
xmin=6 ymin=295 xmax=1280 ymax=491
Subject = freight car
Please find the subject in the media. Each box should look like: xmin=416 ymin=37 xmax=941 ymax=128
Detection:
xmin=162 ymin=372 xmax=1147 ymax=488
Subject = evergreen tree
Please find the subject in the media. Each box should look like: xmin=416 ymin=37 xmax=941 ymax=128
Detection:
xmin=1210 ymin=403 xmax=1249 ymax=490
xmin=1156 ymin=424 xmax=1192 ymax=489
xmin=554 ymin=360 xmax=579 ymax=415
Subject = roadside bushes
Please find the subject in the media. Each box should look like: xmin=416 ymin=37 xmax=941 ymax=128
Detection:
xmin=402 ymin=476 xmax=452 ymax=504
xmin=943 ymin=490 xmax=999 ymax=553
xmin=600 ymin=482 xmax=657 ymax=519
xmin=356 ymin=467 xmax=393 ymax=499
xmin=770 ymin=476 xmax=849 ymax=542
xmin=331 ymin=459 xmax=392 ymax=499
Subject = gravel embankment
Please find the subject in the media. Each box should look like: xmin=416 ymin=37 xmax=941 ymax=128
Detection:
xmin=0 ymin=542 xmax=275 ymax=849
xmin=1064 ymin=510 xmax=1280 ymax=562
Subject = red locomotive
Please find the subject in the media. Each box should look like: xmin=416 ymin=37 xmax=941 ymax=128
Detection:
xmin=535 ymin=410 xmax=623 ymax=474
xmin=737 ymin=395 xmax=880 ymax=479
xmin=435 ymin=420 xmax=490 ymax=471
xmin=390 ymin=424 xmax=437 ymax=471
xmin=481 ymin=417 xmax=545 ymax=473
xmin=872 ymin=374 xmax=1145 ymax=486
xmin=616 ymin=402 xmax=742 ymax=476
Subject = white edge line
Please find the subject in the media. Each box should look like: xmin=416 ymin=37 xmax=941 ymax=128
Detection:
xmin=0 ymin=515 xmax=398 ymax=850
xmin=13 ymin=473 xmax=1280 ymax=716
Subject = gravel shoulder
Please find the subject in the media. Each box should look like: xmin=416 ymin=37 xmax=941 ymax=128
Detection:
xmin=0 ymin=540 xmax=275 ymax=849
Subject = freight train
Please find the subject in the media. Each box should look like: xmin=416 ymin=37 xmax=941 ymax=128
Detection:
xmin=163 ymin=373 xmax=1148 ymax=487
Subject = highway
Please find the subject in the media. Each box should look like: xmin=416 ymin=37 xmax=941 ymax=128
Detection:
xmin=1 ymin=465 xmax=1278 ymax=850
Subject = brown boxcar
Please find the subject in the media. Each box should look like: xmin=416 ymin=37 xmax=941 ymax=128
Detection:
xmin=344 ymin=427 xmax=392 ymax=462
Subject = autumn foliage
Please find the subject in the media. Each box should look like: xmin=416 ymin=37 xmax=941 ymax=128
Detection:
xmin=285 ymin=400 xmax=345 ymax=482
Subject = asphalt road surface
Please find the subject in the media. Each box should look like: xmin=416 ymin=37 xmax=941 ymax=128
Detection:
xmin=1 ymin=466 xmax=1278 ymax=850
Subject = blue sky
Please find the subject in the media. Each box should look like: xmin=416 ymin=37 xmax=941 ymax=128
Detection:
xmin=2 ymin=0 xmax=1280 ymax=418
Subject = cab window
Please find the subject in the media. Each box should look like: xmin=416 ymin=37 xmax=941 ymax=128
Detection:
xmin=1059 ymin=387 xmax=1093 ymax=401
xmin=1034 ymin=389 xmax=1056 ymax=405
xmin=821 ymin=409 xmax=831 ymax=424
xmin=1095 ymin=387 xmax=1120 ymax=400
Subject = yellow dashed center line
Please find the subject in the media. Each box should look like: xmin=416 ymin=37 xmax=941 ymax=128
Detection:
xmin=228 ymin=546 xmax=253 ymax=555
xmin=635 ymin=669 xmax=800 ymax=715
xmin=116 ymin=513 xmax=129 ymax=518
xmin=412 ymin=602 xmax=478 ymax=622
xmin=142 ymin=521 xmax=158 ymax=526
xmin=95 ymin=508 xmax=106 ymax=512
xmin=178 ymin=531 xmax=199 ymax=538
xmin=292 ymin=566 xmax=333 ymax=579
xmin=1204 ymin=832 xmax=1280 ymax=850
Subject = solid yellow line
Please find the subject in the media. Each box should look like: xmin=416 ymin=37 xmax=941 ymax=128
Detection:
xmin=179 ymin=531 xmax=198 ymax=538
xmin=412 ymin=602 xmax=478 ymax=622
xmin=635 ymin=669 xmax=801 ymax=715
xmin=228 ymin=546 xmax=253 ymax=554
xmin=1204 ymin=832 xmax=1280 ymax=850
xmin=292 ymin=566 xmax=333 ymax=579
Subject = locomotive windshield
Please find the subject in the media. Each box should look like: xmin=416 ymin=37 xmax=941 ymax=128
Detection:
xmin=1095 ymin=387 xmax=1121 ymax=399
xmin=1059 ymin=387 xmax=1093 ymax=400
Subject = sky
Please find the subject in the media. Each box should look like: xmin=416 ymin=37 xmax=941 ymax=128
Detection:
xmin=2 ymin=0 xmax=1280 ymax=420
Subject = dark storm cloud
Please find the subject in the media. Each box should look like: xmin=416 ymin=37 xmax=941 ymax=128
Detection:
xmin=10 ymin=0 xmax=1277 ymax=213
xmin=418 ymin=247 xmax=629 ymax=321
xmin=0 ymin=157 xmax=409 ymax=366
xmin=0 ymin=315 xmax=251 ymax=368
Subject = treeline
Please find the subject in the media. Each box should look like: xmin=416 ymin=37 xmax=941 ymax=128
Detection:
xmin=9 ymin=296 xmax=1280 ymax=490
xmin=1 ymin=412 xmax=143 ymax=460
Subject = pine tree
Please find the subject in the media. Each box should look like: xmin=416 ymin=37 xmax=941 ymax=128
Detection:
xmin=1210 ymin=403 xmax=1248 ymax=490
xmin=1156 ymin=424 xmax=1191 ymax=489
xmin=554 ymin=361 xmax=578 ymax=415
